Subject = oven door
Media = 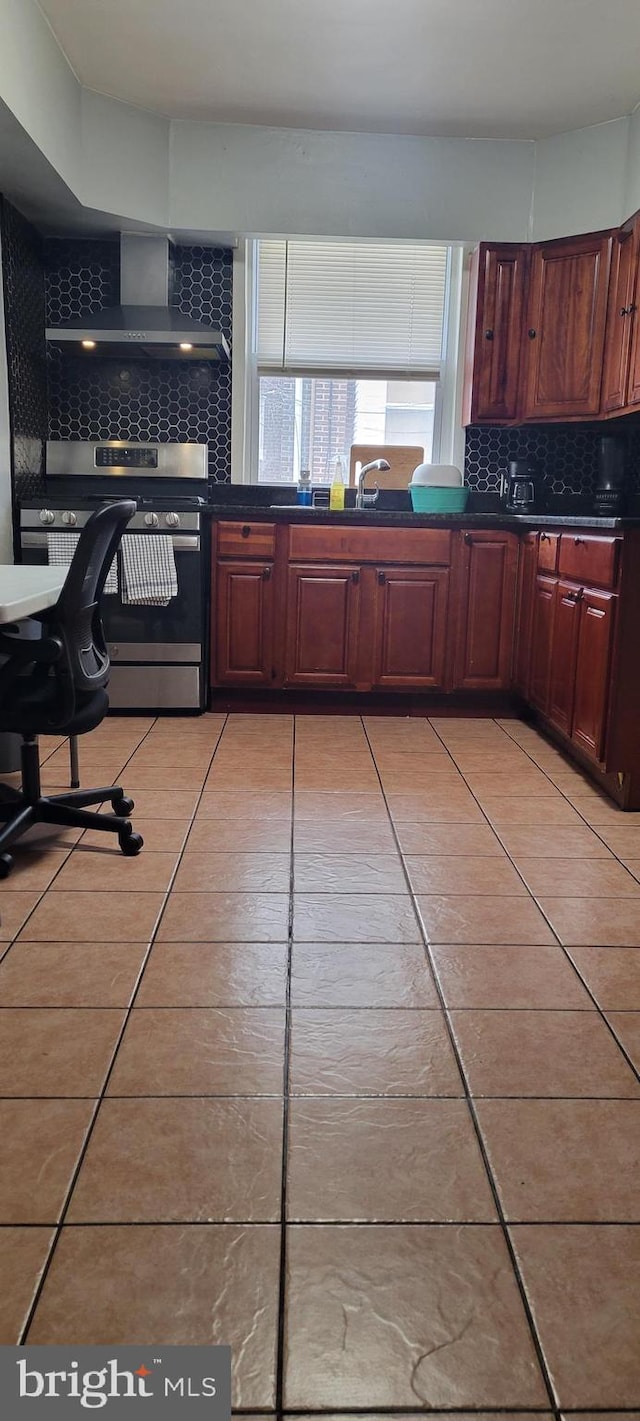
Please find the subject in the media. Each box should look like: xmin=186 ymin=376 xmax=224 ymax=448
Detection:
xmin=20 ymin=531 xmax=206 ymax=711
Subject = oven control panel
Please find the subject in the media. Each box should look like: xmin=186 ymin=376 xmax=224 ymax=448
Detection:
xmin=95 ymin=445 xmax=159 ymax=469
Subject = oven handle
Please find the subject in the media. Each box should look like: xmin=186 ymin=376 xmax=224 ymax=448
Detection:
xmin=21 ymin=532 xmax=200 ymax=553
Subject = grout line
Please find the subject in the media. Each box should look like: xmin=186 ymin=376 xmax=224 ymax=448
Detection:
xmin=19 ymin=712 xmax=229 ymax=1342
xmin=274 ymin=716 xmax=296 ymax=1421
xmin=361 ymin=715 xmax=561 ymax=1419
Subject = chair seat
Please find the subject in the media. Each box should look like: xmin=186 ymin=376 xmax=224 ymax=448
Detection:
xmin=0 ymin=686 xmax=109 ymax=737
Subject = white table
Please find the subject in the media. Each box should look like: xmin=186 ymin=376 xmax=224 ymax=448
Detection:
xmin=0 ymin=565 xmax=66 ymax=625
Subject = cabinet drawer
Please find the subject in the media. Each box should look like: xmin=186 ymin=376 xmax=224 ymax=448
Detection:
xmin=558 ymin=534 xmax=620 ymax=589
xmin=288 ymin=524 xmax=451 ymax=565
xmin=537 ymin=531 xmax=559 ymax=573
xmin=217 ymin=521 xmax=276 ymax=560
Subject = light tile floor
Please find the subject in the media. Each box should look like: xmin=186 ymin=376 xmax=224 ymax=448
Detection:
xmin=0 ymin=711 xmax=639 ymax=1413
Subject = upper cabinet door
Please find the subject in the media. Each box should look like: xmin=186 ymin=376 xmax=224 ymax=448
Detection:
xmin=602 ymin=221 xmax=639 ymax=413
xmin=462 ymin=244 xmax=528 ymax=424
xmin=522 ymin=232 xmax=612 ymax=419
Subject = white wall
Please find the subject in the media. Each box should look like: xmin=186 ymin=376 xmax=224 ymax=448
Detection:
xmin=170 ymin=122 xmax=536 ymax=242
xmin=2 ymin=0 xmax=640 ymax=246
xmin=80 ymin=90 xmax=170 ymax=229
xmin=532 ymin=118 xmax=629 ymax=239
xmin=0 ymin=221 xmax=14 ymax=562
xmin=0 ymin=0 xmax=81 ymax=194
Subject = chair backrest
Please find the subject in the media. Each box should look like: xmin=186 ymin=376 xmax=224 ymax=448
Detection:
xmin=53 ymin=500 xmax=136 ymax=695
xmin=348 ymin=444 xmax=424 ymax=489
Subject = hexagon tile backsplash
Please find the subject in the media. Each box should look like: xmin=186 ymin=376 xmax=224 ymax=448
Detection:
xmin=465 ymin=420 xmax=640 ymax=499
xmin=45 ymin=238 xmax=233 ymax=484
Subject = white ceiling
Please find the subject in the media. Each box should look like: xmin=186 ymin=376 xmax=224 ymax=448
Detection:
xmin=37 ymin=0 xmax=640 ymax=141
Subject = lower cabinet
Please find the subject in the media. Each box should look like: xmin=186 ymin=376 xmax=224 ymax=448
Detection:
xmin=572 ymin=587 xmax=617 ymax=761
xmin=453 ymin=530 xmax=518 ymax=689
xmin=214 ymin=559 xmax=275 ymax=685
xmin=284 ymin=563 xmax=361 ymax=687
xmin=529 ymin=574 xmax=556 ymax=712
xmin=513 ymin=531 xmax=538 ymax=696
xmin=531 ymin=577 xmax=616 ymax=763
xmin=372 ymin=566 xmax=449 ymax=689
xmin=548 ymin=581 xmax=582 ymax=735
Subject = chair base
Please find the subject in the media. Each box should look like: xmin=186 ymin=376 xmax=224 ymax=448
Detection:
xmin=0 ymin=737 xmax=143 ymax=875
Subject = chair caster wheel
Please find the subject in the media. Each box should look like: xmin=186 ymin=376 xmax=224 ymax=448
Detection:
xmin=119 ymin=831 xmax=143 ymax=856
xmin=113 ymin=795 xmax=134 ymax=815
xmin=0 ymin=852 xmax=14 ymax=878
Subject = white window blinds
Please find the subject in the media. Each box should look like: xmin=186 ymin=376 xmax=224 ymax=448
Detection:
xmin=257 ymin=239 xmax=448 ymax=379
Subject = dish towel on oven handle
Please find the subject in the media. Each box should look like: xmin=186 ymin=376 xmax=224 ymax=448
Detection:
xmin=120 ymin=533 xmax=178 ymax=607
xmin=47 ymin=530 xmax=119 ymax=594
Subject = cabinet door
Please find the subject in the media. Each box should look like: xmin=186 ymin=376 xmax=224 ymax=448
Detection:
xmin=624 ymin=221 xmax=640 ymax=407
xmin=523 ymin=232 xmax=612 ymax=419
xmin=214 ymin=560 xmax=275 ymax=686
xmin=572 ymin=589 xmax=616 ymax=762
xmin=602 ymin=221 xmax=639 ymax=412
xmin=284 ymin=564 xmax=361 ymax=687
xmin=453 ymin=531 xmax=518 ymax=689
xmin=372 ymin=566 xmax=449 ymax=689
xmin=529 ymin=575 xmax=557 ymax=713
xmin=463 ymin=244 xmax=528 ymax=423
xmin=513 ymin=532 xmax=538 ymax=696
xmin=548 ymin=581 xmax=581 ymax=735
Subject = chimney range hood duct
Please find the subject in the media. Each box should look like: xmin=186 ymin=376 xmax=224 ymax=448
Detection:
xmin=46 ymin=234 xmax=230 ymax=361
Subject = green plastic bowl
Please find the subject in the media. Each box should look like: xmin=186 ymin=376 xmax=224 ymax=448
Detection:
xmin=409 ymin=485 xmax=469 ymax=513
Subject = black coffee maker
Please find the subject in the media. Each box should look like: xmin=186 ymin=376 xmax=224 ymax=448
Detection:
xmin=501 ymin=460 xmax=537 ymax=513
xmin=594 ymin=436 xmax=626 ymax=516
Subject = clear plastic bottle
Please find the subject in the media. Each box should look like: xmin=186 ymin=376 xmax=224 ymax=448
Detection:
xmin=329 ymin=454 xmax=346 ymax=511
xmin=297 ymin=468 xmax=312 ymax=506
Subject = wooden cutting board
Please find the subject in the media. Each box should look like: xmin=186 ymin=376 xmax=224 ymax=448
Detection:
xmin=348 ymin=444 xmax=424 ymax=490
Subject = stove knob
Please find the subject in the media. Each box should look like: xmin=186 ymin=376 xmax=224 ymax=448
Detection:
xmin=39 ymin=509 xmax=55 ymax=525
xmin=144 ymin=512 xmax=159 ymax=528
xmin=61 ymin=511 xmax=77 ymax=527
xmin=165 ymin=511 xmax=180 ymax=528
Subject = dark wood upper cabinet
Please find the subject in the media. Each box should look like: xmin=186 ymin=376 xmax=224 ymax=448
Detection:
xmin=572 ymin=587 xmax=616 ymax=762
xmin=284 ymin=563 xmax=361 ymax=687
xmin=372 ymin=566 xmax=449 ymax=689
xmin=522 ymin=232 xmax=612 ymax=419
xmin=453 ymin=531 xmax=518 ymax=690
xmin=602 ymin=220 xmax=640 ymax=413
xmin=214 ymin=559 xmax=275 ymax=686
xmin=462 ymin=244 xmax=528 ymax=424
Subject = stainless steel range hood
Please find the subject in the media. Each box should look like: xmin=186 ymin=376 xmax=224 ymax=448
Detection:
xmin=46 ymin=234 xmax=230 ymax=361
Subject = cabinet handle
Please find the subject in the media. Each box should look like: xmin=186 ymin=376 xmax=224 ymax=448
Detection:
xmin=484 ymin=329 xmax=494 ymax=341
xmin=241 ymin=524 xmax=251 ymax=538
xmin=566 ymin=587 xmax=584 ymax=603
xmin=540 ymin=532 xmax=549 ymax=541
xmin=528 ymin=328 xmax=537 ymax=339
xmin=464 ymin=532 xmax=473 ymax=545
xmin=630 ymin=303 xmax=637 ymax=315
xmin=262 ymin=566 xmax=271 ymax=580
xmin=620 ymin=306 xmax=629 ymax=317
xmin=574 ymin=536 xmax=585 ymax=546
xmin=351 ymin=569 xmax=360 ymax=584
xmin=377 ymin=570 xmax=386 ymax=584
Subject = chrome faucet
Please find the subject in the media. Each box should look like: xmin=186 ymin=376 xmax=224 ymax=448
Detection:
xmin=356 ymin=458 xmax=391 ymax=510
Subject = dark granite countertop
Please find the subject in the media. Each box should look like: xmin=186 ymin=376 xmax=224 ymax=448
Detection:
xmin=205 ymin=504 xmax=638 ymax=530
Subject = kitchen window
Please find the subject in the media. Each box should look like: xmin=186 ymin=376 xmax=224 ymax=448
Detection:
xmin=233 ymin=237 xmax=463 ymax=484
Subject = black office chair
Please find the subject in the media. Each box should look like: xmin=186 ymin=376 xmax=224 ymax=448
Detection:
xmin=0 ymin=500 xmax=143 ymax=878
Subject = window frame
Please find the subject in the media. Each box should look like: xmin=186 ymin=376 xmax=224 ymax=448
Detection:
xmin=231 ymin=238 xmax=464 ymax=486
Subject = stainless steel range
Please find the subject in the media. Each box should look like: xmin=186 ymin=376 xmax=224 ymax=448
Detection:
xmin=19 ymin=441 xmax=209 ymax=711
